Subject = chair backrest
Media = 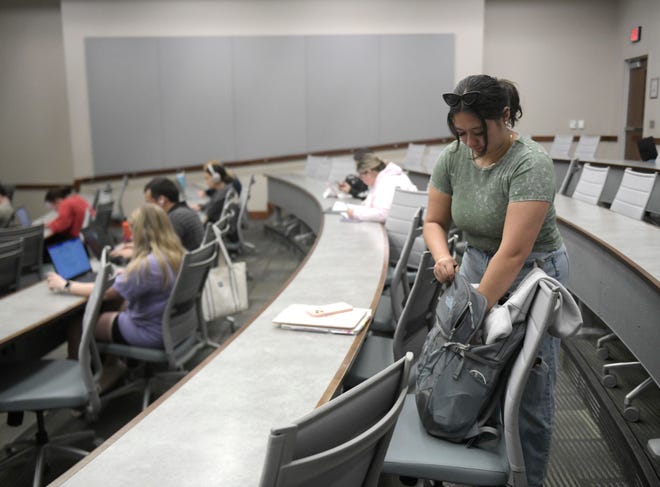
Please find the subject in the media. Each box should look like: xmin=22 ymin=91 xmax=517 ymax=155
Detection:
xmin=574 ymin=135 xmax=600 ymax=160
xmin=571 ymin=163 xmax=609 ymax=205
xmin=328 ymin=156 xmax=356 ymax=184
xmin=609 ymin=168 xmax=657 ymax=220
xmin=385 ymin=188 xmax=428 ymax=267
xmin=259 ymin=352 xmax=413 ymax=487
xmin=78 ymin=258 xmax=113 ymax=418
xmin=422 ymin=146 xmax=443 ymax=173
xmin=115 ymin=174 xmax=130 ymax=221
xmin=218 ymin=186 xmax=240 ymax=227
xmin=161 ymin=240 xmax=218 ymax=369
xmin=0 ymin=238 xmax=23 ymax=293
xmin=235 ymin=174 xmax=256 ymax=247
xmin=93 ymin=201 xmax=114 ymax=230
xmin=392 ymin=252 xmax=442 ymax=363
xmin=0 ymin=223 xmax=44 ymax=278
xmin=305 ymin=154 xmax=332 ymax=181
xmin=389 ymin=207 xmax=424 ymax=322
xmin=502 ymin=280 xmax=561 ymax=487
xmin=402 ymin=143 xmax=426 ymax=172
xmin=549 ymin=134 xmax=573 ymax=159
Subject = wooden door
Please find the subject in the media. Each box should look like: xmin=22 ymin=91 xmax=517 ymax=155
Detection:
xmin=625 ymin=57 xmax=647 ymax=160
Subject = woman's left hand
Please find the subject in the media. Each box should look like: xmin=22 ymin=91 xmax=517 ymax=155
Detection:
xmin=46 ymin=272 xmax=67 ymax=292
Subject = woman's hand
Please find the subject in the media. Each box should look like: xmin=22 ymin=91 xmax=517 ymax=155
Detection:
xmin=433 ymin=255 xmax=458 ymax=283
xmin=346 ymin=208 xmax=355 ymax=219
xmin=338 ymin=182 xmax=351 ymax=194
xmin=46 ymin=272 xmax=68 ymax=293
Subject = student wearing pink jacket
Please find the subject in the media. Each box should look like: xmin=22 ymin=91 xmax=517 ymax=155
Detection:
xmin=340 ymin=152 xmax=417 ymax=222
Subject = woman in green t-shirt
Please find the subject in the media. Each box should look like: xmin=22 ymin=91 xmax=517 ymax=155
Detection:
xmin=424 ymin=74 xmax=568 ymax=487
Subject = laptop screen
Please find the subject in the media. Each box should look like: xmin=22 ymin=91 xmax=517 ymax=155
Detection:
xmin=14 ymin=207 xmax=31 ymax=227
xmin=47 ymin=238 xmax=92 ymax=280
xmin=81 ymin=225 xmax=114 ymax=260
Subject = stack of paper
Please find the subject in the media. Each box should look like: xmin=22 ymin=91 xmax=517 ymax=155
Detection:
xmin=273 ymin=304 xmax=372 ymax=335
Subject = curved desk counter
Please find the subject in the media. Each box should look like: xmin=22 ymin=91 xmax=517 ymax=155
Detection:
xmin=53 ymin=174 xmax=388 ymax=486
xmin=0 ymin=282 xmax=87 ymax=347
xmin=554 ymin=194 xmax=660 ymax=385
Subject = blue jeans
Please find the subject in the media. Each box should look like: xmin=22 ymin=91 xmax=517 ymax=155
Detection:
xmin=460 ymin=244 xmax=569 ymax=487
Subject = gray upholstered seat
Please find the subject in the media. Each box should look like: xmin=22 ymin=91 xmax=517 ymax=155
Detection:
xmin=571 ymin=163 xmax=609 ymax=205
xmin=224 ymin=174 xmax=256 ymax=254
xmin=259 ymin=353 xmax=413 ymax=487
xmin=98 ymin=240 xmax=217 ymax=410
xmin=0 ymin=238 xmax=23 ymax=294
xmin=609 ymin=167 xmax=656 ymax=220
xmin=345 ymin=251 xmax=440 ymax=389
xmin=370 ymin=206 xmax=424 ymax=334
xmin=574 ymin=134 xmax=600 ymax=160
xmin=383 ymin=279 xmax=572 ymax=486
xmin=0 ymin=224 xmax=44 ymax=280
xmin=0 ymin=258 xmax=111 ymax=487
xmin=549 ymin=134 xmax=573 ymax=159
xmin=402 ymin=143 xmax=426 ymax=172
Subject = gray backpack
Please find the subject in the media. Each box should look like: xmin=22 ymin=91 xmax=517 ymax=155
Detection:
xmin=415 ymin=273 xmax=526 ymax=444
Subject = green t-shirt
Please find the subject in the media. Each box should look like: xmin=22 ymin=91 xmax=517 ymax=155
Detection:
xmin=430 ymin=137 xmax=563 ymax=253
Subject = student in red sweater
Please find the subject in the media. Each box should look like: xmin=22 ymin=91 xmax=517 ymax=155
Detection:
xmin=44 ymin=186 xmax=94 ymax=241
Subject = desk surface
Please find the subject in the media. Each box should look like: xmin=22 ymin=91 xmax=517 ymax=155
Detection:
xmin=0 ymin=281 xmax=86 ymax=346
xmin=53 ymin=174 xmax=388 ymax=486
xmin=554 ymin=195 xmax=660 ymax=283
xmin=554 ymin=156 xmax=660 ymax=172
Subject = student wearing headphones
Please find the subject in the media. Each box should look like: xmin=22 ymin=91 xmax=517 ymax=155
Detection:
xmin=192 ymin=161 xmax=239 ymax=223
xmin=144 ymin=177 xmax=204 ymax=251
xmin=111 ymin=177 xmax=204 ymax=261
xmin=198 ymin=160 xmax=242 ymax=199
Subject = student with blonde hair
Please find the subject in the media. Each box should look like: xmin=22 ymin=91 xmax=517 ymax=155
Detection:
xmin=47 ymin=204 xmax=185 ymax=356
xmin=339 ymin=151 xmax=417 ymax=222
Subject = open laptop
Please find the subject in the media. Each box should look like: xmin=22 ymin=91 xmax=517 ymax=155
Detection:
xmin=14 ymin=207 xmax=31 ymax=227
xmin=47 ymin=237 xmax=97 ymax=282
xmin=80 ymin=224 xmax=127 ymax=266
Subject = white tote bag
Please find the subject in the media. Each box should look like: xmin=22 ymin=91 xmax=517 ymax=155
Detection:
xmin=201 ymin=226 xmax=249 ymax=322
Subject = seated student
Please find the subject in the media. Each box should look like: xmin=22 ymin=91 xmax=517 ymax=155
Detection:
xmin=46 ymin=203 xmax=185 ymax=358
xmin=144 ymin=177 xmax=204 ymax=251
xmin=338 ymin=152 xmax=417 ymax=222
xmin=0 ymin=184 xmax=13 ymax=227
xmin=112 ymin=177 xmax=204 ymax=261
xmin=198 ymin=160 xmax=242 ymax=199
xmin=191 ymin=161 xmax=239 ymax=223
xmin=44 ymin=186 xmax=94 ymax=242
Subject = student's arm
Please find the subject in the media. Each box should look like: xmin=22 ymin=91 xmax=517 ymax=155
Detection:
xmin=47 ymin=202 xmax=74 ymax=234
xmin=476 ymin=200 xmax=549 ymax=309
xmin=423 ymin=187 xmax=456 ymax=283
xmin=348 ymin=177 xmax=397 ymax=222
xmin=46 ymin=272 xmax=121 ymax=300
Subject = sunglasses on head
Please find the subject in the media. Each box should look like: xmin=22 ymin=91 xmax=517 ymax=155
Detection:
xmin=442 ymin=91 xmax=480 ymax=107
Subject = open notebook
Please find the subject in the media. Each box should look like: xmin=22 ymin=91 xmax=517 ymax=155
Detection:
xmin=272 ymin=304 xmax=371 ymax=335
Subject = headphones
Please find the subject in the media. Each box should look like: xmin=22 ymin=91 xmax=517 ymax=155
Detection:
xmin=207 ymin=164 xmax=221 ymax=184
